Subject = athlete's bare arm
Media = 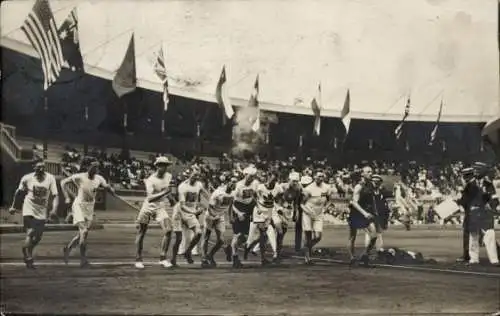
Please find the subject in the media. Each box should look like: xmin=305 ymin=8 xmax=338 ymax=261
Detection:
xmin=60 ymin=175 xmax=79 ymax=202
xmin=9 ymin=177 xmax=27 ymax=213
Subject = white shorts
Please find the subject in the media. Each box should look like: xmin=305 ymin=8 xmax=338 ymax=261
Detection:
xmin=172 ymin=204 xmax=201 ymax=232
xmin=72 ymin=202 xmax=95 ymax=227
xmin=302 ymin=212 xmax=323 ymax=233
xmin=204 ymin=216 xmax=225 ymax=233
xmin=136 ymin=208 xmax=170 ymax=225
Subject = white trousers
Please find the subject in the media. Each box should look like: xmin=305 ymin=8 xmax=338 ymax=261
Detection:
xmin=469 ymin=229 xmax=499 ymax=264
xmin=246 ymin=222 xmax=277 ymax=256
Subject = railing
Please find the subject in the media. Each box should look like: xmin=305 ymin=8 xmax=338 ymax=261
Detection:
xmin=45 ymin=161 xmax=63 ymax=176
xmin=1 ymin=127 xmax=21 ymax=159
xmin=0 ymin=123 xmax=16 ymax=138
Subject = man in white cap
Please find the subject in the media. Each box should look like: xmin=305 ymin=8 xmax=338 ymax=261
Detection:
xmin=457 ymin=163 xmax=499 ymax=266
xmin=61 ymin=158 xmax=115 ymax=267
xmin=301 ymin=171 xmax=333 ymax=264
xmin=133 ymin=156 xmax=174 ymax=269
xmin=171 ymin=168 xmax=205 ymax=266
xmin=225 ymin=165 xmax=258 ymax=268
xmin=9 ymin=161 xmax=59 ymax=269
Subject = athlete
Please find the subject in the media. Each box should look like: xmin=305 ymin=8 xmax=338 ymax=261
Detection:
xmin=9 ymin=161 xmax=59 ymax=269
xmin=225 ymin=166 xmax=258 ymax=268
xmin=171 ymin=169 xmax=204 ymax=265
xmin=244 ymin=171 xmax=282 ymax=265
xmin=347 ymin=166 xmax=380 ymax=266
xmin=201 ymin=175 xmax=237 ymax=268
xmin=61 ymin=159 xmax=115 ymax=267
xmin=134 ymin=156 xmax=174 ymax=269
xmin=364 ymin=175 xmax=390 ymax=252
xmin=301 ymin=171 xmax=333 ymax=264
xmin=274 ymin=171 xmax=303 ymax=259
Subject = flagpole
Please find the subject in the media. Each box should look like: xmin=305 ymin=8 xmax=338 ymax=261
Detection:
xmin=43 ymin=93 xmax=48 ymax=160
xmin=83 ymin=104 xmax=89 ymax=155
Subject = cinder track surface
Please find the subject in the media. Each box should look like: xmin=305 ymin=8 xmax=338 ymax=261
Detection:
xmin=1 ymin=227 xmax=499 ymax=315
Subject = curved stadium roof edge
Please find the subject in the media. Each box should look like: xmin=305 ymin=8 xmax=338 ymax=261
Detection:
xmin=3 ymin=36 xmax=494 ymax=124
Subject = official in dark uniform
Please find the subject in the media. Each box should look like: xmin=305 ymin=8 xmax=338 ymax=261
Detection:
xmin=457 ymin=162 xmax=499 ymax=265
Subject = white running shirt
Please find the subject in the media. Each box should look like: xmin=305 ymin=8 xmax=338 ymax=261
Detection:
xmin=253 ymin=183 xmax=283 ymax=222
xmin=18 ymin=172 xmax=58 ymax=219
xmin=233 ymin=179 xmax=259 ymax=205
xmin=207 ymin=185 xmax=233 ymax=219
xmin=68 ymin=172 xmax=107 ymax=205
xmin=303 ymin=182 xmax=332 ymax=217
xmin=141 ymin=172 xmax=172 ymax=212
xmin=178 ymin=180 xmax=204 ymax=213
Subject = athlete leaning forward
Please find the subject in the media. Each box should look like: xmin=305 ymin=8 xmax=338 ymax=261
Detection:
xmin=243 ymin=170 xmax=282 ymax=265
xmin=201 ymin=173 xmax=237 ymax=268
xmin=9 ymin=161 xmax=59 ymax=269
xmin=224 ymin=166 xmax=259 ymax=268
xmin=61 ymin=158 xmax=116 ymax=267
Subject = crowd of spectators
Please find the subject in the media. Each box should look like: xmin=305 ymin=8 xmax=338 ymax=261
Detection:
xmin=57 ymin=146 xmax=499 ymax=225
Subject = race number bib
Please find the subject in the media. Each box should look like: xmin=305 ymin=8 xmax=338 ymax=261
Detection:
xmin=32 ymin=186 xmax=48 ymax=205
xmin=185 ymin=192 xmax=198 ymax=203
xmin=220 ymin=196 xmax=233 ymax=207
xmin=242 ymin=189 xmax=254 ymax=199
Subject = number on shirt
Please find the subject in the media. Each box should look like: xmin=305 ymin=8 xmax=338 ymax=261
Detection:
xmin=242 ymin=189 xmax=254 ymax=199
xmin=185 ymin=192 xmax=198 ymax=203
xmin=32 ymin=186 xmax=48 ymax=205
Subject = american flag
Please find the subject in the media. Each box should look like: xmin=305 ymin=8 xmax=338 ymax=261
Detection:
xmin=394 ymin=96 xmax=411 ymax=140
xmin=21 ymin=0 xmax=64 ymax=90
xmin=429 ymin=99 xmax=444 ymax=145
xmin=153 ymin=45 xmax=169 ymax=112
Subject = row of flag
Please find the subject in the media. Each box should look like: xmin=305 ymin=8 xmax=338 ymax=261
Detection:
xmin=21 ymin=0 xmax=445 ymax=144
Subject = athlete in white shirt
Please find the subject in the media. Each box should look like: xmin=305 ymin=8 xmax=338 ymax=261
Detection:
xmin=134 ymin=156 xmax=174 ymax=269
xmin=201 ymin=175 xmax=236 ymax=268
xmin=171 ymin=169 xmax=205 ymax=266
xmin=244 ymin=171 xmax=282 ymax=265
xmin=301 ymin=171 xmax=333 ymax=264
xmin=9 ymin=161 xmax=59 ymax=269
xmin=61 ymin=160 xmax=115 ymax=267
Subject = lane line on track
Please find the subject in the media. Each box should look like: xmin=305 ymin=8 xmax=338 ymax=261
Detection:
xmin=288 ymin=256 xmax=500 ymax=278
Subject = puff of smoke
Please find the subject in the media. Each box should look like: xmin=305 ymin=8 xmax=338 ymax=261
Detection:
xmin=232 ymin=106 xmax=265 ymax=157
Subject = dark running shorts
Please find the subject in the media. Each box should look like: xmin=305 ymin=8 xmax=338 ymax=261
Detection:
xmin=23 ymin=215 xmax=46 ymax=232
xmin=232 ymin=200 xmax=255 ymax=235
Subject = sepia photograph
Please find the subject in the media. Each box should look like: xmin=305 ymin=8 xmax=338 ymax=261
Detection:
xmin=1 ymin=0 xmax=499 ymax=315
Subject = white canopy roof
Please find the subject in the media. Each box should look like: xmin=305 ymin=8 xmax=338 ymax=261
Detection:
xmin=1 ymin=0 xmax=498 ymax=122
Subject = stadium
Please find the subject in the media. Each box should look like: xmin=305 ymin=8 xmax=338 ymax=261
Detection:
xmin=1 ymin=0 xmax=500 ymax=315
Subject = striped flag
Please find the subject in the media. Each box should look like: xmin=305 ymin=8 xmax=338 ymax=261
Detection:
xmin=58 ymin=8 xmax=83 ymax=72
xmin=20 ymin=0 xmax=64 ymax=90
xmin=429 ymin=99 xmax=444 ymax=145
xmin=395 ymin=96 xmax=411 ymax=140
xmin=249 ymin=75 xmax=260 ymax=132
xmin=153 ymin=44 xmax=169 ymax=112
xmin=311 ymin=83 xmax=322 ymax=136
xmin=341 ymin=89 xmax=351 ymax=135
xmin=112 ymin=33 xmax=137 ymax=98
xmin=215 ymin=65 xmax=234 ymax=124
